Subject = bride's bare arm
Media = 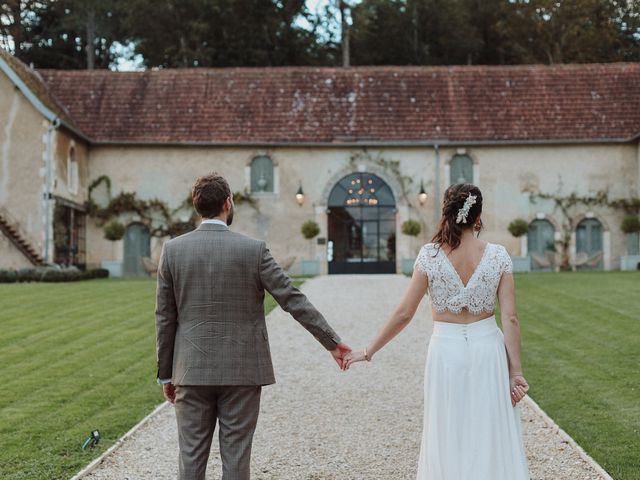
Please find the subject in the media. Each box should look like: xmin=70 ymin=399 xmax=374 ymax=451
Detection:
xmin=497 ymin=272 xmax=522 ymax=375
xmin=497 ymin=272 xmax=529 ymax=404
xmin=343 ymin=268 xmax=428 ymax=369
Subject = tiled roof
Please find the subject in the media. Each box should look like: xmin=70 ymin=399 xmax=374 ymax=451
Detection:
xmin=26 ymin=63 xmax=640 ymax=144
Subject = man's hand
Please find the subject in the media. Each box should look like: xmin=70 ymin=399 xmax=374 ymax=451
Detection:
xmin=342 ymin=349 xmax=368 ymax=370
xmin=163 ymin=383 xmax=176 ymax=404
xmin=330 ymin=343 xmax=352 ymax=369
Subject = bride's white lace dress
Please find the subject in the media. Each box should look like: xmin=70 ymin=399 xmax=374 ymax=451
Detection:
xmin=414 ymin=242 xmax=529 ymax=480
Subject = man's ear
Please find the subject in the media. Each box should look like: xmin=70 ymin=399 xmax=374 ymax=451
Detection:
xmin=224 ymin=196 xmax=233 ymax=212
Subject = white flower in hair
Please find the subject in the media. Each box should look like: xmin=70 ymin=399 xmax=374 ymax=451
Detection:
xmin=456 ymin=194 xmax=477 ymax=224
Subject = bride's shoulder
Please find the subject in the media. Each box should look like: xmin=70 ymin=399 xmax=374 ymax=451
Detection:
xmin=419 ymin=242 xmax=439 ymax=253
xmin=486 ymin=242 xmax=513 ymax=271
xmin=488 ymin=242 xmax=508 ymax=254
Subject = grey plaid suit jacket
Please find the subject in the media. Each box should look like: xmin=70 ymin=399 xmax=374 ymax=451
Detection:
xmin=155 ymin=222 xmax=341 ymax=386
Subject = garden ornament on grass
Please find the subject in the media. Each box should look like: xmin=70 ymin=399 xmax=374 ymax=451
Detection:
xmin=82 ymin=430 xmax=101 ymax=450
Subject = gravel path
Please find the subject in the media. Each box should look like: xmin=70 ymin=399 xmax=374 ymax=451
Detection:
xmin=82 ymin=275 xmax=609 ymax=480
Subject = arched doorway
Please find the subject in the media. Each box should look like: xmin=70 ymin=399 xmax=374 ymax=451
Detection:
xmin=123 ymin=223 xmax=151 ymax=276
xmin=327 ymin=172 xmax=396 ymax=274
xmin=575 ymin=218 xmax=604 ymax=270
xmin=527 ymin=219 xmax=555 ymax=271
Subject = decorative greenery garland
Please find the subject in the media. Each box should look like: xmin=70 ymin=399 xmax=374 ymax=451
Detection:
xmin=348 ymin=149 xmax=415 ymax=205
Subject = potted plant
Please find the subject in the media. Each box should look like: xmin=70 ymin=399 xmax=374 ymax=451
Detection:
xmin=300 ymin=220 xmax=321 ymax=276
xmin=401 ymin=219 xmax=422 ymax=274
xmin=620 ymin=215 xmax=640 ymax=270
xmin=507 ymin=218 xmax=531 ymax=272
xmin=101 ymin=220 xmax=126 ymax=277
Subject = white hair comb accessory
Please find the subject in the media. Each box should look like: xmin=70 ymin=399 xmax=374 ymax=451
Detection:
xmin=455 ymin=194 xmax=477 ymax=224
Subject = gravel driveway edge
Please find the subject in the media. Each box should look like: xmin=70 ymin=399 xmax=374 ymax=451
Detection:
xmin=71 ymin=402 xmax=170 ymax=480
xmin=523 ymin=396 xmax=614 ymax=480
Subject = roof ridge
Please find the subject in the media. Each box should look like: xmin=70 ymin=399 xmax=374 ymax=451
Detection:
xmin=37 ymin=62 xmax=640 ymax=76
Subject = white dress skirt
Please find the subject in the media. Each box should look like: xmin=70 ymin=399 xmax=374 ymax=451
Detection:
xmin=417 ymin=316 xmax=530 ymax=480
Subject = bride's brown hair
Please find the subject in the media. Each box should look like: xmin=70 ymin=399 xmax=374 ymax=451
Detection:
xmin=431 ymin=183 xmax=483 ymax=251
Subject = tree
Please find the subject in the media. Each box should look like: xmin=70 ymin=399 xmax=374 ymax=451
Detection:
xmin=348 ymin=0 xmax=640 ymax=65
xmin=501 ymin=0 xmax=640 ymax=64
xmin=122 ymin=0 xmax=329 ymax=68
xmin=0 ymin=0 xmax=124 ymax=69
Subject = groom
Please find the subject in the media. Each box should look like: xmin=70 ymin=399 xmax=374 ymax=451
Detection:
xmin=155 ymin=173 xmax=351 ymax=480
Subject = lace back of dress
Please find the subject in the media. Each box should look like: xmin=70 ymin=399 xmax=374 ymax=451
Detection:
xmin=414 ymin=242 xmax=512 ymax=315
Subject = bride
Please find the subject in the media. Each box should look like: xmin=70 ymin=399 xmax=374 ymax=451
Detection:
xmin=343 ymin=183 xmax=530 ymax=480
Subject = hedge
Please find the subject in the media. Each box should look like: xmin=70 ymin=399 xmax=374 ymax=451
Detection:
xmin=0 ymin=267 xmax=109 ymax=283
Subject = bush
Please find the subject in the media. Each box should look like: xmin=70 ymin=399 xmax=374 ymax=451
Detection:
xmin=104 ymin=221 xmax=126 ymax=241
xmin=301 ymin=220 xmax=320 ymax=240
xmin=621 ymin=216 xmax=640 ymax=234
xmin=0 ymin=269 xmax=17 ymax=283
xmin=0 ymin=267 xmax=109 ymax=283
xmin=401 ymin=219 xmax=421 ymax=237
xmin=89 ymin=268 xmax=110 ymax=279
xmin=508 ymin=218 xmax=529 ymax=237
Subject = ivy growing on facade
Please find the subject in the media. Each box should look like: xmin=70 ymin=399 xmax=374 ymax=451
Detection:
xmin=86 ymin=176 xmax=256 ymax=239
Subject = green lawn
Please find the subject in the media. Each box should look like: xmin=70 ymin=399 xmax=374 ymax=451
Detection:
xmin=0 ymin=279 xmax=298 ymax=480
xmin=1 ymin=274 xmax=637 ymax=479
xmin=514 ymin=271 xmax=640 ymax=480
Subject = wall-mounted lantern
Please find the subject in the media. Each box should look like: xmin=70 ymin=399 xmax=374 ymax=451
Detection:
xmin=418 ymin=181 xmax=428 ymax=206
xmin=295 ymin=183 xmax=305 ymax=206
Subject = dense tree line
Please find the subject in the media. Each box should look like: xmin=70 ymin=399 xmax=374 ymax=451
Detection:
xmin=1 ymin=0 xmax=639 ymax=69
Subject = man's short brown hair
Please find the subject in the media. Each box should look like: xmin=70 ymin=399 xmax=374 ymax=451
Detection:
xmin=191 ymin=173 xmax=231 ymax=218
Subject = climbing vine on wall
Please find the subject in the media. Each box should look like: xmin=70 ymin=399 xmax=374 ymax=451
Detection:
xmin=529 ymin=188 xmax=640 ymax=270
xmin=86 ymin=176 xmax=256 ymax=239
xmin=348 ymin=149 xmax=415 ymax=205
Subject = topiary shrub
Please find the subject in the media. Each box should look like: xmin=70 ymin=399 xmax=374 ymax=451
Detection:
xmin=508 ymin=218 xmax=529 ymax=237
xmin=301 ymin=221 xmax=320 ymax=240
xmin=621 ymin=216 xmax=640 ymax=234
xmin=401 ymin=219 xmax=421 ymax=237
xmin=104 ymin=221 xmax=126 ymax=241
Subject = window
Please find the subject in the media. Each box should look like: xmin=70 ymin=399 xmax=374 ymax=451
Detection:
xmin=250 ymin=155 xmax=274 ymax=193
xmin=449 ymin=154 xmax=473 ymax=184
xmin=67 ymin=146 xmax=78 ymax=195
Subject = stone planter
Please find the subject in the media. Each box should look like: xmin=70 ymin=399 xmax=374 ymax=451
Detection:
xmin=511 ymin=256 xmax=531 ymax=273
xmin=620 ymin=255 xmax=640 ymax=271
xmin=101 ymin=260 xmax=123 ymax=278
xmin=300 ymin=259 xmax=320 ymax=276
xmin=401 ymin=258 xmax=415 ymax=275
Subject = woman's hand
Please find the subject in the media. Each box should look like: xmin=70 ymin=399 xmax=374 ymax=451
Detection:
xmin=342 ymin=350 xmax=368 ymax=370
xmin=510 ymin=375 xmax=529 ymax=406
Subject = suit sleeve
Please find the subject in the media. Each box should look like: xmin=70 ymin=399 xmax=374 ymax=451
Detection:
xmin=155 ymin=243 xmax=178 ymax=380
xmin=259 ymin=242 xmax=341 ymax=350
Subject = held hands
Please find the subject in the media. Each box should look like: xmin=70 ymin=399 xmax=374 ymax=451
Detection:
xmin=510 ymin=374 xmax=529 ymax=407
xmin=342 ymin=349 xmax=368 ymax=370
xmin=330 ymin=343 xmax=353 ymax=369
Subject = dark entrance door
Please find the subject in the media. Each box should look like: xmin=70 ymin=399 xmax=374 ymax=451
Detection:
xmin=328 ymin=172 xmax=396 ymax=274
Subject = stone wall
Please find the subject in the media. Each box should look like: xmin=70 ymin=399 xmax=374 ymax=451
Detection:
xmin=86 ymin=142 xmax=638 ymax=272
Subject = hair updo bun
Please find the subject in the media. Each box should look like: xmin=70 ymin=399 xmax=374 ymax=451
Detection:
xmin=431 ymin=183 xmax=483 ymax=251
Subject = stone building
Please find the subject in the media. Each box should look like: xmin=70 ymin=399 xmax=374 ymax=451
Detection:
xmin=1 ymin=49 xmax=639 ymax=275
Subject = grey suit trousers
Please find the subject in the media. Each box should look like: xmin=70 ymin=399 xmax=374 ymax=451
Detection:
xmin=175 ymin=385 xmax=262 ymax=480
